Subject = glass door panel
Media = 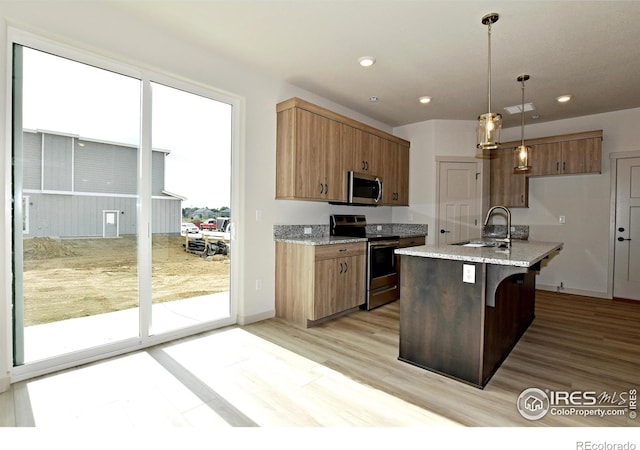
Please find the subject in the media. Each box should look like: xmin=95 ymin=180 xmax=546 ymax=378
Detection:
xmin=150 ymin=82 xmax=232 ymax=335
xmin=13 ymin=46 xmax=141 ymax=363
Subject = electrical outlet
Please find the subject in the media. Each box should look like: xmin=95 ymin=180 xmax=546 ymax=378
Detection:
xmin=559 ymin=215 xmax=566 ymax=224
xmin=304 ymin=227 xmax=312 ymax=235
xmin=255 ymin=279 xmax=262 ymax=290
xmin=377 ymin=225 xmax=382 ymax=231
xmin=463 ymin=264 xmax=476 ymax=284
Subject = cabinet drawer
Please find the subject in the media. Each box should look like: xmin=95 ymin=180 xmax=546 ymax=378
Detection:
xmin=315 ymin=242 xmax=365 ymax=260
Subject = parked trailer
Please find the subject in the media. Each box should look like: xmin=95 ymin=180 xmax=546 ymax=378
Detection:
xmin=183 ymin=234 xmax=229 ymax=257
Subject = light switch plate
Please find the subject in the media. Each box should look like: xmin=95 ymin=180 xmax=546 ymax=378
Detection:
xmin=463 ymin=264 xmax=476 ymax=283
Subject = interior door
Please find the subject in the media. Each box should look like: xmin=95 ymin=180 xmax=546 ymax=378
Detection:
xmin=614 ymin=157 xmax=640 ymax=300
xmin=437 ymin=161 xmax=481 ymax=245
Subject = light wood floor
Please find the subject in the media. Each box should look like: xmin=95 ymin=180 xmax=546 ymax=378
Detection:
xmin=1 ymin=290 xmax=638 ymax=429
xmin=244 ymin=290 xmax=640 ymax=427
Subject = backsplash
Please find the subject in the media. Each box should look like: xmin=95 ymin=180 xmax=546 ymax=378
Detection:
xmin=274 ymin=223 xmax=428 ymax=239
xmin=483 ymin=225 xmax=529 ymax=240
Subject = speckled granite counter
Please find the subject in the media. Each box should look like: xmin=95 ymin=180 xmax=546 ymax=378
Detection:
xmin=273 ymin=223 xmax=427 ymax=245
xmin=273 ymin=235 xmax=367 ymax=246
xmin=395 ymin=239 xmax=562 ymax=268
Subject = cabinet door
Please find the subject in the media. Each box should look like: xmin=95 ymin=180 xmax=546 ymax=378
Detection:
xmin=529 ymin=142 xmax=562 ymax=176
xmin=360 ymin=132 xmax=382 ymax=175
xmin=490 ymin=148 xmax=528 ymax=208
xmin=561 ymin=140 xmax=586 ymax=174
xmin=562 ymin=138 xmax=602 ymax=174
xmin=339 ymin=255 xmax=365 ymax=310
xmin=294 ymin=109 xmax=344 ymax=201
xmin=313 ymin=255 xmax=364 ymax=319
xmin=381 ymin=140 xmax=409 ymax=206
xmin=396 ymin=144 xmax=410 ymax=205
xmin=295 ymin=109 xmax=327 ymax=199
xmin=324 ymin=118 xmax=345 ymax=202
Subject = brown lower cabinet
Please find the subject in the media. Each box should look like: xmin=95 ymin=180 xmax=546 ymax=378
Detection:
xmin=275 ymin=241 xmax=366 ymax=327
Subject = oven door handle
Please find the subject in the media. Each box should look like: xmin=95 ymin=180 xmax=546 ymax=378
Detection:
xmin=369 ymin=242 xmax=399 ymax=250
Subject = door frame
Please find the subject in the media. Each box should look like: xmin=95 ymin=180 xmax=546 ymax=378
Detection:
xmin=102 ymin=210 xmax=120 ymax=238
xmin=5 ymin=27 xmax=242 ymax=384
xmin=435 ymin=156 xmax=489 ymax=245
xmin=608 ymin=150 xmax=640 ymax=299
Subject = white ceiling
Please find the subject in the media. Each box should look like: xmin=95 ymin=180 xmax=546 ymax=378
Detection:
xmin=114 ymin=1 xmax=640 ymax=129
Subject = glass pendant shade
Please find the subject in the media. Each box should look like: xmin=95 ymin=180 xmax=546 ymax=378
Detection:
xmin=515 ymin=144 xmax=531 ymax=171
xmin=477 ymin=112 xmax=502 ymax=150
xmin=514 ymin=74 xmax=531 ymax=172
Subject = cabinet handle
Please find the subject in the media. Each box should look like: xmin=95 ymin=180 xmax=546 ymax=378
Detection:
xmin=362 ymin=160 xmax=366 ymax=171
xmin=345 ymin=262 xmax=348 ymax=273
xmin=339 ymin=248 xmax=348 ymax=252
xmin=563 ymin=161 xmax=566 ymax=171
xmin=339 ymin=262 xmax=344 ymax=273
xmin=556 ymin=162 xmax=559 ymax=172
xmin=320 ymin=183 xmax=324 ymax=194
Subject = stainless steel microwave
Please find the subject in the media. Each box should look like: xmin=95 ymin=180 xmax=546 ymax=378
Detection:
xmin=348 ymin=171 xmax=383 ymax=205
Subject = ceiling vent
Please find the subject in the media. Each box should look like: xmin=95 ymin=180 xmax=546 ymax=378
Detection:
xmin=504 ymin=103 xmax=536 ymax=114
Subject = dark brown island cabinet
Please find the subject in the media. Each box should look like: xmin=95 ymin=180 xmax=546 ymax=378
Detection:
xmin=395 ymin=239 xmax=562 ymax=388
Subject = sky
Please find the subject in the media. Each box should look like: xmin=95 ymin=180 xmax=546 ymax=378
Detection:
xmin=21 ymin=47 xmax=232 ymax=209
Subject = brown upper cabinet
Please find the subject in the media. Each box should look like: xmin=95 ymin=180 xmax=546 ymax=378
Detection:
xmin=490 ymin=130 xmax=603 ymax=208
xmin=276 ymin=97 xmax=410 ymax=206
xmin=505 ymin=130 xmax=603 ymax=177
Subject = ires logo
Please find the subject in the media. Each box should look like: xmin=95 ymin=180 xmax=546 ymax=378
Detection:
xmin=517 ymin=388 xmax=637 ymax=421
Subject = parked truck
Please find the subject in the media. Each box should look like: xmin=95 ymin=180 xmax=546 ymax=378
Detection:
xmin=199 ymin=217 xmax=230 ymax=232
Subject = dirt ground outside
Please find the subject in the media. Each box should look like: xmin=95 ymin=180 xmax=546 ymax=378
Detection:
xmin=22 ymin=235 xmax=230 ymax=326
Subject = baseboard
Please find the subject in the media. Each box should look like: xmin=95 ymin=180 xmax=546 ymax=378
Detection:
xmin=237 ymin=309 xmax=275 ymax=326
xmin=537 ymin=284 xmax=611 ymax=300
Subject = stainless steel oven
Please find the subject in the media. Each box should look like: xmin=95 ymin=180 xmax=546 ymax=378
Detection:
xmin=367 ymin=239 xmax=400 ymax=310
xmin=330 ymin=214 xmax=400 ymax=310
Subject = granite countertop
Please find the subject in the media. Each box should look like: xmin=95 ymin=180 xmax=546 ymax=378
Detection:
xmin=273 ymin=223 xmax=428 ymax=246
xmin=395 ymin=239 xmax=563 ymax=268
xmin=274 ymin=236 xmax=368 ymax=246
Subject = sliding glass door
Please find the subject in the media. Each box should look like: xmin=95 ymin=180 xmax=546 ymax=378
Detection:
xmin=11 ymin=40 xmax=234 ymax=372
xmin=150 ymin=82 xmax=232 ymax=335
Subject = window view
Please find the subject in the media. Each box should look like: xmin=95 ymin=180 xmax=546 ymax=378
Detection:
xmin=150 ymin=82 xmax=232 ymax=334
xmin=13 ymin=45 xmax=233 ymax=366
xmin=14 ymin=46 xmax=142 ymax=363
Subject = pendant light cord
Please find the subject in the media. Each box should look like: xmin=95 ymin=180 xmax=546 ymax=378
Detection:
xmin=521 ymin=79 xmax=525 ymax=145
xmin=487 ymin=22 xmax=492 ymax=113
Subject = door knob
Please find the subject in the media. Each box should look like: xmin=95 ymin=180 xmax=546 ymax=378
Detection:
xmin=618 ymin=237 xmax=632 ymax=242
xmin=440 ymin=229 xmax=450 ymax=234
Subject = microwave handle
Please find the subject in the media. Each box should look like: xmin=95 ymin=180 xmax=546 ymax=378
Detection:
xmin=375 ymin=177 xmax=382 ymax=203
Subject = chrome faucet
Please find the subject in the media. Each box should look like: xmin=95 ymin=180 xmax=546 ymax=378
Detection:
xmin=483 ymin=205 xmax=512 ymax=248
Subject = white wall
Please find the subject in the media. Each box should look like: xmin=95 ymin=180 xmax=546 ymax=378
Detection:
xmin=0 ymin=3 xmax=398 ymax=388
xmin=392 ymin=119 xmax=479 ymax=244
xmin=394 ymin=108 xmax=640 ymax=298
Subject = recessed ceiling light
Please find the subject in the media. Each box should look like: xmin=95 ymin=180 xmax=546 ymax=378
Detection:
xmin=556 ymin=94 xmax=573 ymax=103
xmin=358 ymin=56 xmax=376 ymax=67
xmin=369 ymin=96 xmax=379 ymax=102
xmin=418 ymin=96 xmax=432 ymax=104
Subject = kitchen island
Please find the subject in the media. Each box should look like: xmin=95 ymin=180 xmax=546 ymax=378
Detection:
xmin=395 ymin=239 xmax=562 ymax=388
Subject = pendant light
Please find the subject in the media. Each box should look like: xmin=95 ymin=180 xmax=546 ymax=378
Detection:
xmin=514 ymin=74 xmax=532 ymax=172
xmin=477 ymin=12 xmax=502 ymax=153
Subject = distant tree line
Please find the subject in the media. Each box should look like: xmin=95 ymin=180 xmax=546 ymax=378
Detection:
xmin=182 ymin=206 xmax=230 ymax=221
